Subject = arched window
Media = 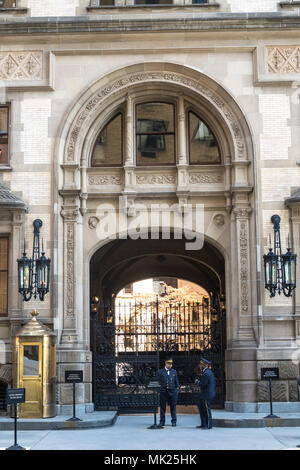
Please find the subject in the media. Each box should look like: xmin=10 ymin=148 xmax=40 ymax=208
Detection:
xmin=188 ymin=111 xmax=220 ymax=165
xmin=136 ymin=102 xmax=175 ymax=166
xmin=91 ymin=113 xmax=123 ymax=166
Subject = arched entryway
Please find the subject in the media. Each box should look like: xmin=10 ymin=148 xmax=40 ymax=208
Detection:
xmin=90 ymin=235 xmax=226 ymax=411
xmin=56 ymin=61 xmax=257 ymax=412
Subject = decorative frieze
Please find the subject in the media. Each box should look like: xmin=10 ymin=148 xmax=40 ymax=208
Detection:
xmin=0 ymin=51 xmax=42 ymax=80
xmin=189 ymin=173 xmax=223 ymax=184
xmin=267 ymin=46 xmax=300 ymax=74
xmin=88 ymin=175 xmax=123 ymax=186
xmin=136 ymin=174 xmax=176 ymax=185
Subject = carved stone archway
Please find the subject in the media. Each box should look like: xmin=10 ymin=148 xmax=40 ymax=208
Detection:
xmin=55 ymin=62 xmax=257 ymax=410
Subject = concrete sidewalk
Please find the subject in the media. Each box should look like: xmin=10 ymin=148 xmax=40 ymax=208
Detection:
xmin=2 ymin=415 xmax=300 ymax=450
xmin=0 ymin=411 xmax=117 ymax=430
xmin=3 ymin=409 xmax=300 ymax=430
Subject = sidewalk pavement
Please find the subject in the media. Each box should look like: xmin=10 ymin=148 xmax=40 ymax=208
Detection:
xmin=2 ymin=409 xmax=300 ymax=430
xmin=2 ymin=415 xmax=300 ymax=450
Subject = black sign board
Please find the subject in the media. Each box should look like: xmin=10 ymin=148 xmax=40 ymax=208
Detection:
xmin=6 ymin=388 xmax=25 ymax=405
xmin=65 ymin=370 xmax=83 ymax=384
xmin=261 ymin=367 xmax=279 ymax=381
xmin=147 ymin=380 xmax=161 ymax=390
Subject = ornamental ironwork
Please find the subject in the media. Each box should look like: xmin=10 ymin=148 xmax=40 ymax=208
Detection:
xmin=92 ymin=296 xmax=225 ymax=411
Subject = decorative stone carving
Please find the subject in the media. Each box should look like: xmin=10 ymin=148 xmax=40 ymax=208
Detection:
xmin=88 ymin=175 xmax=123 ymax=186
xmin=0 ymin=51 xmax=43 ymax=80
xmin=258 ymin=381 xmax=288 ymax=402
xmin=66 ymin=223 xmax=75 ymax=318
xmin=88 ymin=216 xmax=99 ymax=229
xmin=136 ymin=174 xmax=176 ymax=185
xmin=65 ymin=70 xmax=247 ymax=163
xmin=289 ymin=381 xmax=298 ymax=402
xmin=267 ymin=46 xmax=300 ymax=74
xmin=213 ymin=214 xmax=225 ymax=227
xmin=189 ymin=173 xmax=223 ymax=184
xmin=234 ymin=207 xmax=252 ymax=314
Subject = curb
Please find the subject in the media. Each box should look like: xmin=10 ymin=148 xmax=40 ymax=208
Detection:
xmin=0 ymin=412 xmax=118 ymax=431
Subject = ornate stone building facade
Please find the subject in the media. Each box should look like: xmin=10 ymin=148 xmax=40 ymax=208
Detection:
xmin=1 ymin=0 xmax=300 ymax=413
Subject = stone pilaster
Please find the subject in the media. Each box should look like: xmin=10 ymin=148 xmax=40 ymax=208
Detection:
xmin=124 ymin=94 xmax=135 ymax=191
xmin=232 ymin=205 xmax=256 ymax=345
xmin=177 ymin=94 xmax=189 ymax=193
xmin=9 ymin=211 xmax=24 ymax=320
xmin=60 ymin=195 xmax=82 ymax=348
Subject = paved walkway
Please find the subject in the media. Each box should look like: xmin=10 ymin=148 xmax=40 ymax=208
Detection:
xmin=2 ymin=415 xmax=300 ymax=450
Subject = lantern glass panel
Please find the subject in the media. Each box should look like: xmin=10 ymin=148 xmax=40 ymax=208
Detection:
xmin=265 ymin=261 xmax=271 ymax=285
xmin=271 ymin=260 xmax=277 ymax=284
xmin=284 ymin=260 xmax=291 ymax=285
xmin=291 ymin=259 xmax=296 ymax=285
xmin=24 ymin=264 xmax=30 ymax=290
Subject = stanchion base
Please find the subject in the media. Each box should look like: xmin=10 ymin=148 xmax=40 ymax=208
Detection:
xmin=66 ymin=417 xmax=82 ymax=422
xmin=147 ymin=424 xmax=164 ymax=429
xmin=6 ymin=444 xmax=26 ymax=451
xmin=264 ymin=414 xmax=280 ymax=419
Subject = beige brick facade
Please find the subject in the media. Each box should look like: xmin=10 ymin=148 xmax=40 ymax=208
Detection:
xmin=1 ymin=2 xmax=300 ymax=414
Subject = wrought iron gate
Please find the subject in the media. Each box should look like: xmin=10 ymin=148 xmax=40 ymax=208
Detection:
xmin=92 ymin=297 xmax=225 ymax=411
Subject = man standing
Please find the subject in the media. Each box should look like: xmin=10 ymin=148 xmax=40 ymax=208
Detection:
xmin=156 ymin=358 xmax=179 ymax=427
xmin=195 ymin=358 xmax=215 ymax=430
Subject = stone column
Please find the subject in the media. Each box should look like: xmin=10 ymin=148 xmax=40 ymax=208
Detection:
xmin=57 ymin=195 xmax=92 ymax=414
xmin=176 ymin=94 xmax=189 ymax=212
xmin=80 ymin=155 xmax=88 ymax=216
xmin=232 ymin=206 xmax=255 ymax=344
xmin=60 ymin=198 xmax=81 ymax=348
xmin=9 ymin=211 xmax=24 ymax=320
xmin=124 ymin=94 xmax=135 ymax=187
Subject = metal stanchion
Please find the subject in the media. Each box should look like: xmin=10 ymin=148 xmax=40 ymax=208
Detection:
xmin=147 ymin=380 xmax=163 ymax=429
xmin=6 ymin=389 xmax=26 ymax=451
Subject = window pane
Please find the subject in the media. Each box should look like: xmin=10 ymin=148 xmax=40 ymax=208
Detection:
xmin=0 ymin=238 xmax=8 ymax=316
xmin=0 ymin=238 xmax=8 ymax=270
xmin=91 ymin=114 xmax=123 ymax=166
xmin=137 ymin=134 xmax=175 ymax=165
xmin=135 ymin=0 xmax=172 ymax=4
xmin=0 ymin=107 xmax=8 ymax=136
xmin=0 ymin=272 xmax=8 ymax=314
xmin=189 ymin=112 xmax=220 ymax=164
xmin=137 ymin=103 xmax=174 ymax=132
xmin=1 ymin=1 xmax=17 ymax=7
xmin=23 ymin=346 xmax=39 ymax=376
xmin=99 ymin=0 xmax=115 ymax=5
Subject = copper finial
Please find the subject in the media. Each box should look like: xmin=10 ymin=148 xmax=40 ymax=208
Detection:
xmin=30 ymin=309 xmax=39 ymax=318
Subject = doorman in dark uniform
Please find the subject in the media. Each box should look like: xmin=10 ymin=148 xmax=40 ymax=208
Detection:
xmin=156 ymin=358 xmax=179 ymax=427
xmin=195 ymin=358 xmax=216 ymax=429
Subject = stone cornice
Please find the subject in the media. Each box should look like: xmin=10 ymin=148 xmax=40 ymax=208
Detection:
xmin=2 ymin=12 xmax=300 ymax=35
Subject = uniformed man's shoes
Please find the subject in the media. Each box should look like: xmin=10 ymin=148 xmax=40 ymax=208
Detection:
xmin=159 ymin=422 xmax=165 ymax=427
xmin=196 ymin=426 xmax=212 ymax=429
xmin=172 ymin=423 xmax=176 ymax=427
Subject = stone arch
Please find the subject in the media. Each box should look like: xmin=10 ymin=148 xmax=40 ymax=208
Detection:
xmin=56 ymin=61 xmax=257 ymax=356
xmin=57 ymin=61 xmax=254 ymax=170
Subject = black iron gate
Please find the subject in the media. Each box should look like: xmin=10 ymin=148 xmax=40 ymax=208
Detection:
xmin=92 ymin=297 xmax=225 ymax=411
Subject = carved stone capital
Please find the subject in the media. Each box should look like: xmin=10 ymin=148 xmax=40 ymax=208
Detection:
xmin=233 ymin=207 xmax=252 ymax=219
xmin=60 ymin=207 xmax=80 ymax=222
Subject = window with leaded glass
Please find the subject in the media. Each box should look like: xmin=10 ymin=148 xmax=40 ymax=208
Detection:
xmin=136 ymin=102 xmax=175 ymax=166
xmin=0 ymin=237 xmax=8 ymax=317
xmin=91 ymin=113 xmax=123 ymax=166
xmin=0 ymin=106 xmax=9 ymax=166
xmin=188 ymin=111 xmax=220 ymax=164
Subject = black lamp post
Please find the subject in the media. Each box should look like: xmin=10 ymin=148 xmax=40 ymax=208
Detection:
xmin=17 ymin=219 xmax=51 ymax=302
xmin=263 ymin=214 xmax=297 ymax=298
